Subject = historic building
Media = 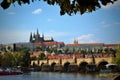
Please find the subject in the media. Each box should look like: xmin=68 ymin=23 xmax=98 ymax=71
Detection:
xmin=30 ymin=29 xmax=54 ymax=43
xmin=63 ymin=39 xmax=119 ymax=54
xmin=29 ymin=29 xmax=64 ymax=48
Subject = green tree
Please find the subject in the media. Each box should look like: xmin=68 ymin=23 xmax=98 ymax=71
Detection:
xmin=0 ymin=0 xmax=117 ymax=15
xmin=49 ymin=48 xmax=54 ymax=54
xmin=31 ymin=56 xmax=37 ymax=60
xmin=64 ymin=48 xmax=69 ymax=54
xmin=12 ymin=52 xmax=22 ymax=67
xmin=0 ymin=54 xmax=3 ymax=66
xmin=113 ymin=45 xmax=120 ymax=67
xmin=38 ymin=52 xmax=46 ymax=60
xmin=1 ymin=52 xmax=15 ymax=67
xmin=35 ymin=46 xmax=42 ymax=51
xmin=20 ymin=48 xmax=31 ymax=67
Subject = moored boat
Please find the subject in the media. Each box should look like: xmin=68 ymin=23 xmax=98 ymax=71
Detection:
xmin=0 ymin=68 xmax=23 ymax=75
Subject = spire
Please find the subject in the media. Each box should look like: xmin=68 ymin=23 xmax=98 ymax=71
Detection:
xmin=74 ymin=38 xmax=78 ymax=44
xmin=30 ymin=32 xmax=33 ymax=42
xmin=37 ymin=28 xmax=39 ymax=35
xmin=36 ymin=28 xmax=40 ymax=37
xmin=51 ymin=37 xmax=54 ymax=41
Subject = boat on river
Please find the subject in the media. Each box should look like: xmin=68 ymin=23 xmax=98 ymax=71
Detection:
xmin=0 ymin=68 xmax=23 ymax=75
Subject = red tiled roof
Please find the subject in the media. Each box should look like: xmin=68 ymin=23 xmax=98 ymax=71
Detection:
xmin=66 ymin=43 xmax=104 ymax=46
xmin=104 ymin=44 xmax=120 ymax=47
xmin=48 ymin=55 xmax=69 ymax=59
xmin=66 ymin=43 xmax=120 ymax=47
xmin=34 ymin=41 xmax=64 ymax=46
xmin=31 ymin=51 xmax=40 ymax=57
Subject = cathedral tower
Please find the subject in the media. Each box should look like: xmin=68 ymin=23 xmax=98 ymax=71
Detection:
xmin=29 ymin=29 xmax=54 ymax=43
xmin=30 ymin=32 xmax=33 ymax=42
xmin=74 ymin=38 xmax=78 ymax=44
xmin=36 ymin=29 xmax=40 ymax=42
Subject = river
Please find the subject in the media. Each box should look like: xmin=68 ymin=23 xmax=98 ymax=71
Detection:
xmin=0 ymin=72 xmax=109 ymax=80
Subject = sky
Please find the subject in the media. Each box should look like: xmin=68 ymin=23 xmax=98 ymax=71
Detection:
xmin=0 ymin=0 xmax=120 ymax=44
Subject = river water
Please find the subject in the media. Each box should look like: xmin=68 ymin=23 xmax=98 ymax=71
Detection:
xmin=0 ymin=72 xmax=108 ymax=80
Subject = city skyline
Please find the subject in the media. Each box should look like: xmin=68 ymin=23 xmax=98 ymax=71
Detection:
xmin=0 ymin=0 xmax=120 ymax=44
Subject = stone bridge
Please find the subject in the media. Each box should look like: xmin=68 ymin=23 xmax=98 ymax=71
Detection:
xmin=31 ymin=57 xmax=113 ymax=66
xmin=31 ymin=57 xmax=114 ymax=72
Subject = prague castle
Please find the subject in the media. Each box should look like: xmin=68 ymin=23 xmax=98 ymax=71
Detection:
xmin=29 ymin=29 xmax=64 ymax=48
xmin=30 ymin=29 xmax=54 ymax=43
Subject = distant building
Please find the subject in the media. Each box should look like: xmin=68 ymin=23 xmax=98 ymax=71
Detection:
xmin=63 ymin=39 xmax=119 ymax=53
xmin=30 ymin=29 xmax=54 ymax=43
xmin=29 ymin=29 xmax=64 ymax=48
xmin=0 ymin=42 xmax=38 ymax=52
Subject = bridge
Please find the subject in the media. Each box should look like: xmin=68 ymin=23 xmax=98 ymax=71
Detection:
xmin=31 ymin=56 xmax=114 ymax=72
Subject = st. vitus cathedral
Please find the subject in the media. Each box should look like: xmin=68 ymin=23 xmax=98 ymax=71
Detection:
xmin=30 ymin=29 xmax=54 ymax=43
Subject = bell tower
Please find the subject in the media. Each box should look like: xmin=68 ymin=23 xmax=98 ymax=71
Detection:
xmin=74 ymin=38 xmax=78 ymax=44
xmin=36 ymin=29 xmax=40 ymax=42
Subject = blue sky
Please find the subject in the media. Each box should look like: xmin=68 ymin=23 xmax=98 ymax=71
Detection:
xmin=0 ymin=0 xmax=120 ymax=44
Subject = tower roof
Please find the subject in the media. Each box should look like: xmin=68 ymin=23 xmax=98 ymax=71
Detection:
xmin=37 ymin=28 xmax=39 ymax=35
xmin=30 ymin=32 xmax=33 ymax=42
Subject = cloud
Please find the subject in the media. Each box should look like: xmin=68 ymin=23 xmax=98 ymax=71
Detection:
xmin=75 ymin=34 xmax=98 ymax=43
xmin=102 ymin=0 xmax=120 ymax=9
xmin=100 ymin=21 xmax=120 ymax=28
xmin=100 ymin=21 xmax=111 ymax=27
xmin=7 ymin=12 xmax=15 ymax=15
xmin=32 ymin=8 xmax=42 ymax=14
xmin=101 ymin=21 xmax=109 ymax=27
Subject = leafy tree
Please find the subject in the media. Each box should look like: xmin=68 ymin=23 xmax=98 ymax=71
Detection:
xmin=113 ymin=45 xmax=120 ymax=67
xmin=35 ymin=46 xmax=42 ymax=51
xmin=0 ymin=0 xmax=117 ymax=15
xmin=49 ymin=48 xmax=54 ymax=53
xmin=7 ymin=46 xmax=12 ymax=52
xmin=64 ymin=48 xmax=69 ymax=53
xmin=31 ymin=56 xmax=37 ymax=60
xmin=38 ymin=52 xmax=46 ymax=60
xmin=20 ymin=48 xmax=31 ymax=67
xmin=0 ymin=54 xmax=3 ymax=66
xmin=0 ymin=47 xmax=31 ymax=68
xmin=1 ymin=52 xmax=15 ymax=67
xmin=57 ymin=50 xmax=63 ymax=54
xmin=12 ymin=52 xmax=22 ymax=67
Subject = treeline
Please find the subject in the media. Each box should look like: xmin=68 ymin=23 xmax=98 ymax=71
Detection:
xmin=0 ymin=48 xmax=31 ymax=68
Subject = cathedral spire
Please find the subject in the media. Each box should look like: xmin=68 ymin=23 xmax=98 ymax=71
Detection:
xmin=30 ymin=32 xmax=33 ymax=42
xmin=74 ymin=38 xmax=78 ymax=44
xmin=37 ymin=28 xmax=39 ymax=35
xmin=36 ymin=28 xmax=40 ymax=37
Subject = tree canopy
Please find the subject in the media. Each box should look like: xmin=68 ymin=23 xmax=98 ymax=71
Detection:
xmin=113 ymin=45 xmax=120 ymax=67
xmin=0 ymin=0 xmax=117 ymax=15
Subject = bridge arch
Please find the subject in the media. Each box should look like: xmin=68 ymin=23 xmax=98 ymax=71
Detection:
xmin=79 ymin=62 xmax=88 ymax=72
xmin=50 ymin=62 xmax=56 ymax=72
xmin=97 ymin=61 xmax=108 ymax=70
xmin=41 ymin=62 xmax=44 ymax=67
xmin=63 ymin=62 xmax=70 ymax=72
xmin=40 ymin=62 xmax=44 ymax=70
xmin=114 ymin=75 xmax=120 ymax=80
